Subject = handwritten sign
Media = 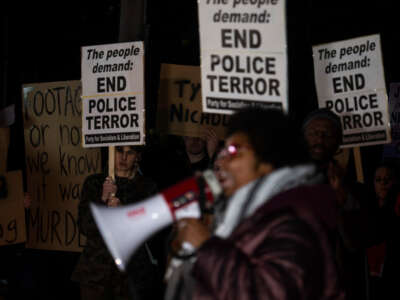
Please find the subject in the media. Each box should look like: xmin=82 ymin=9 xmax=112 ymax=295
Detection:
xmin=0 ymin=128 xmax=9 ymax=174
xmin=22 ymin=81 xmax=101 ymax=251
xmin=0 ymin=171 xmax=26 ymax=246
xmin=157 ymin=64 xmax=228 ymax=139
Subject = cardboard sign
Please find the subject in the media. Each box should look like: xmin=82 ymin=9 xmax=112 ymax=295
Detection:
xmin=198 ymin=0 xmax=288 ymax=114
xmin=157 ymin=64 xmax=229 ymax=139
xmin=81 ymin=41 xmax=145 ymax=147
xmin=0 ymin=128 xmax=9 ymax=174
xmin=22 ymin=81 xmax=102 ymax=252
xmin=383 ymin=83 xmax=400 ymax=158
xmin=0 ymin=171 xmax=26 ymax=246
xmin=312 ymin=34 xmax=390 ymax=148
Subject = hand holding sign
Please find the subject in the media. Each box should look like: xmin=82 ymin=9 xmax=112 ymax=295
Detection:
xmin=102 ymin=176 xmax=117 ymax=203
xmin=107 ymin=196 xmax=121 ymax=207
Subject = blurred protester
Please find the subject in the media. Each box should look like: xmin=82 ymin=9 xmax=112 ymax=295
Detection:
xmin=0 ymin=190 xmax=38 ymax=300
xmin=166 ymin=108 xmax=344 ymax=300
xmin=373 ymin=163 xmax=398 ymax=208
xmin=163 ymin=129 xmax=223 ymax=286
xmin=147 ymin=129 xmax=221 ymax=191
xmin=182 ymin=128 xmax=220 ymax=175
xmin=302 ymin=108 xmax=377 ymax=300
xmin=367 ymin=163 xmax=400 ymax=300
xmin=71 ymin=146 xmax=162 ymax=300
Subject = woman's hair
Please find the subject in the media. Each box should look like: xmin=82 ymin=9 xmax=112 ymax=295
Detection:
xmin=226 ymin=108 xmax=308 ymax=168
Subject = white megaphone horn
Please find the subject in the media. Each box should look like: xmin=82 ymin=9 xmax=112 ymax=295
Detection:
xmin=90 ymin=169 xmax=222 ymax=272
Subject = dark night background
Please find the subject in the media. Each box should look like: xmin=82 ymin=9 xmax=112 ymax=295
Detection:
xmin=0 ymin=1 xmax=399 ymax=298
xmin=2 ymin=1 xmax=399 ymax=184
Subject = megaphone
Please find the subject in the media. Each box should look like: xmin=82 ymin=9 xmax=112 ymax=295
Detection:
xmin=90 ymin=169 xmax=222 ymax=272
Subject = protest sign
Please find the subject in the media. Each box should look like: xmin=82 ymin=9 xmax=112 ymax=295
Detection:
xmin=0 ymin=171 xmax=26 ymax=246
xmin=157 ymin=64 xmax=228 ymax=139
xmin=22 ymin=81 xmax=101 ymax=252
xmin=0 ymin=128 xmax=9 ymax=174
xmin=383 ymin=83 xmax=400 ymax=158
xmin=313 ymin=34 xmax=390 ymax=148
xmin=198 ymin=0 xmax=288 ymax=114
xmin=81 ymin=41 xmax=145 ymax=147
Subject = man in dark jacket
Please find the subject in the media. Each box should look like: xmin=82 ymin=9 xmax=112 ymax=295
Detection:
xmin=167 ymin=108 xmax=345 ymax=300
xmin=71 ymin=146 xmax=162 ymax=300
xmin=302 ymin=108 xmax=377 ymax=300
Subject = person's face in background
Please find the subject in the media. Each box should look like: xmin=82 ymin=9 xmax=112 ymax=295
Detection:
xmin=374 ymin=166 xmax=395 ymax=206
xmin=115 ymin=146 xmax=138 ymax=176
xmin=218 ymin=132 xmax=272 ymax=197
xmin=183 ymin=136 xmax=206 ymax=156
xmin=304 ymin=118 xmax=340 ymax=164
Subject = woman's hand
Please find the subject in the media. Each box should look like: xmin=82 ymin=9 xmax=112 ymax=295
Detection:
xmin=174 ymin=218 xmax=211 ymax=248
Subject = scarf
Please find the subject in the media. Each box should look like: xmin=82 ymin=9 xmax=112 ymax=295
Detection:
xmin=215 ymin=164 xmax=318 ymax=238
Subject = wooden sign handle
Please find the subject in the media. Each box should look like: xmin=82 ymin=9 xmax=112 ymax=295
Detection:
xmin=353 ymin=147 xmax=364 ymax=183
xmin=108 ymin=146 xmax=115 ymax=181
xmin=0 ymin=127 xmax=10 ymax=174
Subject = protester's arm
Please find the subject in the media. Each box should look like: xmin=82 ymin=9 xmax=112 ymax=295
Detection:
xmin=77 ymin=175 xmax=104 ymax=235
xmin=192 ymin=213 xmax=337 ymax=300
xmin=327 ymin=160 xmax=376 ymax=249
xmin=338 ymin=182 xmax=377 ymax=250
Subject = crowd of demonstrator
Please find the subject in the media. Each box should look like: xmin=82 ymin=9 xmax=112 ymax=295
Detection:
xmin=1 ymin=107 xmax=400 ymax=300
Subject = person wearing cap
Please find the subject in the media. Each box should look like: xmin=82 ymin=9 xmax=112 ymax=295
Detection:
xmin=303 ymin=108 xmax=378 ymax=300
xmin=165 ymin=108 xmax=345 ymax=300
xmin=71 ymin=146 xmax=163 ymax=300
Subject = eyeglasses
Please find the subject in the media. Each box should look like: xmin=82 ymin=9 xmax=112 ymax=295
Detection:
xmin=217 ymin=143 xmax=250 ymax=160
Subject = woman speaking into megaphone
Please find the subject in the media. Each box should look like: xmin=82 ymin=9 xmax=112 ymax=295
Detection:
xmin=71 ymin=145 xmax=163 ymax=300
xmin=165 ymin=108 xmax=345 ymax=300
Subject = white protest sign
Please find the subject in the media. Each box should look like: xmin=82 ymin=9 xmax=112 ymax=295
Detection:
xmin=198 ymin=0 xmax=287 ymax=114
xmin=383 ymin=83 xmax=400 ymax=158
xmin=81 ymin=41 xmax=145 ymax=147
xmin=313 ymin=34 xmax=390 ymax=148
